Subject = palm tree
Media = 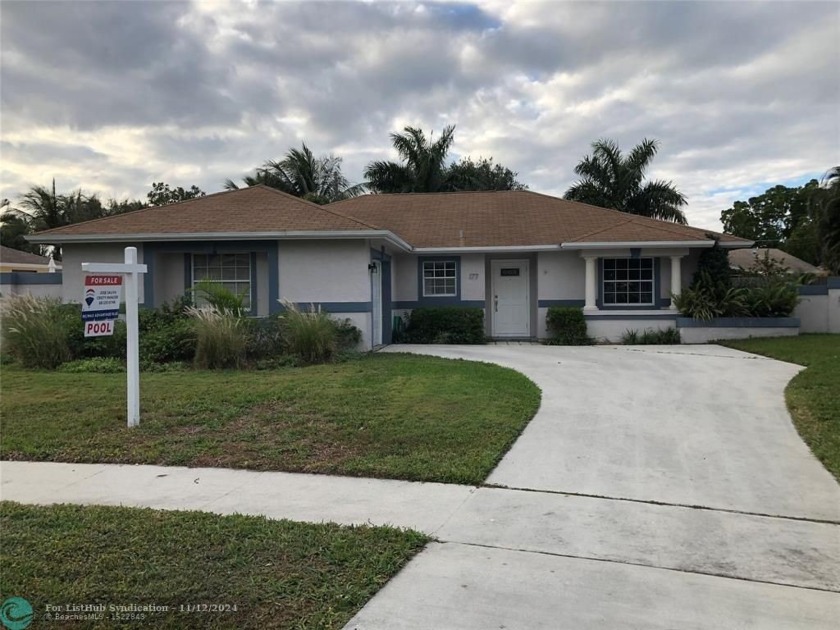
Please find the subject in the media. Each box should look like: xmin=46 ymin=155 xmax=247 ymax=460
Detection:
xmin=18 ymin=180 xmax=63 ymax=230
xmin=225 ymin=143 xmax=365 ymax=204
xmin=364 ymin=125 xmax=456 ymax=193
xmin=812 ymin=166 xmax=840 ymax=273
xmin=565 ymin=138 xmax=688 ymax=224
xmin=0 ymin=200 xmax=41 ymax=254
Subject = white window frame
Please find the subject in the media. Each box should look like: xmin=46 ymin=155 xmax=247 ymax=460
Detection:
xmin=422 ymin=260 xmax=457 ymax=297
xmin=602 ymin=257 xmax=655 ymax=306
xmin=191 ymin=253 xmax=253 ymax=311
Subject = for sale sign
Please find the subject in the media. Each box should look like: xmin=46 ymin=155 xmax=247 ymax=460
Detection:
xmin=82 ymin=275 xmax=122 ymax=327
xmin=84 ymin=320 xmax=115 ymax=337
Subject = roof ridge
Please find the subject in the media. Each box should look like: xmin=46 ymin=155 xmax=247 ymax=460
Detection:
xmin=569 ymin=216 xmax=638 ymax=243
xmin=33 ymin=185 xmax=265 ymax=237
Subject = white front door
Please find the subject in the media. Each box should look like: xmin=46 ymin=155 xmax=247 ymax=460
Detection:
xmin=371 ymin=261 xmax=383 ymax=346
xmin=491 ymin=260 xmax=530 ymax=337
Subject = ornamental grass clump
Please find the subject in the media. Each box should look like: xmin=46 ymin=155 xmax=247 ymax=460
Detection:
xmin=1 ymin=295 xmax=70 ymax=369
xmin=186 ymin=305 xmax=247 ymax=369
xmin=281 ymin=300 xmax=337 ymax=364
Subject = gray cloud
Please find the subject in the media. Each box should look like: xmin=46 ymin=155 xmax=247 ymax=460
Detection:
xmin=1 ymin=0 xmax=837 ymax=230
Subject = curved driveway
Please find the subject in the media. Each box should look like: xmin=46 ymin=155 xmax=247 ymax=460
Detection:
xmin=386 ymin=343 xmax=840 ymax=521
xmin=344 ymin=343 xmax=840 ymax=629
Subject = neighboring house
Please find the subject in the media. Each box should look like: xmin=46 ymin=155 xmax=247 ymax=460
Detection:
xmin=28 ymin=185 xmax=751 ymax=347
xmin=0 ymin=244 xmax=60 ymax=273
xmin=729 ymin=247 xmax=819 ymax=275
xmin=0 ymin=244 xmax=62 ymax=298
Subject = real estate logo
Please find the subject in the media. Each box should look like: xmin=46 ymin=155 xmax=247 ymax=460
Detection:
xmin=0 ymin=597 xmax=33 ymax=630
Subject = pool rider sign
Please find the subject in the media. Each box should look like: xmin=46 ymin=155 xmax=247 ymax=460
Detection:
xmin=82 ymin=274 xmax=122 ymax=337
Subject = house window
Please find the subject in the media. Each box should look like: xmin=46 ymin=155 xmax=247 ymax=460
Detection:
xmin=422 ymin=260 xmax=457 ymax=297
xmin=192 ymin=253 xmax=252 ymax=309
xmin=602 ymin=258 xmax=654 ymax=305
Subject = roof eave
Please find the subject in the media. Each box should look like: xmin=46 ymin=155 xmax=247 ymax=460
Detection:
xmin=561 ymin=240 xmax=752 ymax=250
xmin=27 ymin=230 xmax=413 ymax=251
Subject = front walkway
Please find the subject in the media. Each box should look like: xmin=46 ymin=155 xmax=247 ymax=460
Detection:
xmin=2 ymin=344 xmax=839 ymax=628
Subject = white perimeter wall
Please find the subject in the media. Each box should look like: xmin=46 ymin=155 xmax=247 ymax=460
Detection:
xmin=795 ymin=288 xmax=840 ymax=333
xmin=61 ymin=243 xmax=145 ymax=304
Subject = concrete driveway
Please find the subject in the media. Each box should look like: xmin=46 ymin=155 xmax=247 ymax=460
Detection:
xmin=346 ymin=344 xmax=840 ymax=629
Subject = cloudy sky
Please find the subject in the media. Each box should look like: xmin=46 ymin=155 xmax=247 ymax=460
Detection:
xmin=1 ymin=0 xmax=837 ymax=230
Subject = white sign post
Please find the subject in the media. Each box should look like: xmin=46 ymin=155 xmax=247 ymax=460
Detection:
xmin=82 ymin=247 xmax=147 ymax=427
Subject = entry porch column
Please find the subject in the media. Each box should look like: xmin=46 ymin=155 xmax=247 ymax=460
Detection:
xmin=670 ymin=255 xmax=683 ymax=310
xmin=583 ymin=256 xmax=598 ymax=311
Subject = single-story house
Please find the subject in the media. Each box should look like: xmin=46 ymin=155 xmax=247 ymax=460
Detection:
xmin=0 ymin=244 xmax=62 ymax=298
xmin=29 ymin=185 xmax=751 ymax=347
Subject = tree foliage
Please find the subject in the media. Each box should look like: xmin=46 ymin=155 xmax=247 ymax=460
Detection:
xmin=1 ymin=181 xmax=146 ymax=259
xmin=147 ymin=182 xmax=205 ymax=206
xmin=364 ymin=125 xmax=526 ymax=193
xmin=811 ymin=167 xmax=840 ymax=274
xmin=225 ymin=143 xmax=364 ymax=204
xmin=720 ymin=179 xmax=826 ymax=266
xmin=564 ymin=138 xmax=687 ymax=224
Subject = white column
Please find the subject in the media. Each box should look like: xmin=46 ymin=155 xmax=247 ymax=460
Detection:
xmin=584 ymin=256 xmax=598 ymax=311
xmin=669 ymin=255 xmax=683 ymax=310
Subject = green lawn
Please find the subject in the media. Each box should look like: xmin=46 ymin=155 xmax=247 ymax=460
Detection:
xmin=720 ymin=334 xmax=840 ymax=481
xmin=0 ymin=502 xmax=427 ymax=629
xmin=0 ymin=353 xmax=540 ymax=485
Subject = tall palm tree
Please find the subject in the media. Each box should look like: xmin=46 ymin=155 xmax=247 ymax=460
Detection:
xmin=364 ymin=125 xmax=456 ymax=193
xmin=0 ymin=200 xmax=41 ymax=254
xmin=812 ymin=166 xmax=840 ymax=273
xmin=225 ymin=143 xmax=365 ymax=204
xmin=565 ymin=138 xmax=688 ymax=224
xmin=18 ymin=180 xmax=63 ymax=230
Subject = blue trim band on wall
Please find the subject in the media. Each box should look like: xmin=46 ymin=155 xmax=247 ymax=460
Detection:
xmin=828 ymin=277 xmax=840 ymax=289
xmin=798 ymin=285 xmax=828 ymax=295
xmin=538 ymin=299 xmax=586 ymax=308
xmin=183 ymin=253 xmax=192 ymax=296
xmin=676 ymin=317 xmax=800 ymax=328
xmin=276 ymin=301 xmax=372 ymax=313
xmin=268 ymin=242 xmax=280 ymax=314
xmin=0 ymin=272 xmax=62 ymax=285
xmin=416 ymin=255 xmax=461 ymax=305
xmin=393 ymin=300 xmax=485 ymax=309
xmin=585 ymin=313 xmax=678 ymax=321
xmin=143 ymin=243 xmax=155 ymax=306
xmin=370 ymin=248 xmax=392 ymax=262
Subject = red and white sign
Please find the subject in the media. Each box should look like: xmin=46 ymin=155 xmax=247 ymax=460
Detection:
xmin=82 ymin=274 xmax=123 ymax=323
xmin=84 ymin=320 xmax=115 ymax=337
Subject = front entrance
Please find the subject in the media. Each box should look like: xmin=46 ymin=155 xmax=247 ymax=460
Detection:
xmin=491 ymin=259 xmax=530 ymax=337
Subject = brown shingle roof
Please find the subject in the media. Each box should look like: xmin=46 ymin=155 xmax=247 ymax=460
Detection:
xmin=330 ymin=190 xmax=748 ymax=248
xmin=0 ymin=245 xmax=53 ymax=265
xmin=31 ymin=185 xmax=377 ymax=238
xmin=30 ymin=186 xmax=749 ymax=249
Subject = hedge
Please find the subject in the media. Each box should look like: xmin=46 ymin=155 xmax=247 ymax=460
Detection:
xmin=400 ymin=307 xmax=485 ymax=344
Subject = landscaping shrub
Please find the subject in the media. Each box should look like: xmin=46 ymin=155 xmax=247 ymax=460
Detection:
xmin=401 ymin=307 xmax=485 ymax=344
xmin=58 ymin=357 xmax=125 ymax=373
xmin=334 ymin=317 xmax=363 ymax=350
xmin=140 ymin=318 xmax=196 ymax=364
xmin=692 ymin=241 xmax=732 ymax=289
xmin=57 ymin=304 xmax=127 ymax=360
xmin=621 ymin=327 xmax=681 ymax=345
xmin=740 ymin=280 xmax=799 ymax=317
xmin=544 ymin=307 xmax=593 ymax=345
xmin=191 ymin=279 xmax=247 ymax=315
xmin=672 ymin=272 xmax=748 ymax=320
xmin=244 ymin=314 xmax=287 ymax=361
xmin=281 ymin=301 xmax=338 ymax=364
xmin=1 ymin=296 xmax=71 ymax=368
xmin=186 ymin=306 xmax=248 ymax=369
